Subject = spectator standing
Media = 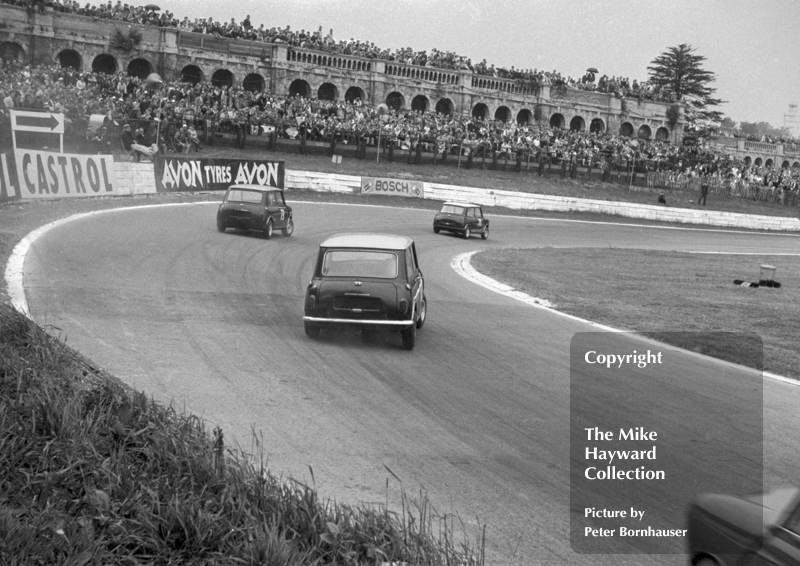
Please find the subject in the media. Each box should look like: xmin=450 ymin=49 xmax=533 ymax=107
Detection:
xmin=698 ymin=180 xmax=709 ymax=206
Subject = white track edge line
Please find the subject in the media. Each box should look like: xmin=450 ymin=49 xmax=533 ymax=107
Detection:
xmin=451 ymin=250 xmax=800 ymax=388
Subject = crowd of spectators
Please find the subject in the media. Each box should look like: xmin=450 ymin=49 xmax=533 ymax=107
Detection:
xmin=1 ymin=0 xmax=675 ymax=104
xmin=0 ymin=57 xmax=798 ymax=202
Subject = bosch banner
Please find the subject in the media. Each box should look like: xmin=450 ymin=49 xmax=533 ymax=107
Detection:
xmin=154 ymin=157 xmax=285 ymax=192
xmin=14 ymin=150 xmax=116 ymax=199
xmin=0 ymin=153 xmax=20 ymax=203
xmin=360 ymin=177 xmax=424 ymax=198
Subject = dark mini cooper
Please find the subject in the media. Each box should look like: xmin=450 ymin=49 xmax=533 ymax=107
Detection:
xmin=216 ymin=184 xmax=294 ymax=239
xmin=303 ymin=233 xmax=427 ymax=350
xmin=433 ymin=201 xmax=489 ymax=239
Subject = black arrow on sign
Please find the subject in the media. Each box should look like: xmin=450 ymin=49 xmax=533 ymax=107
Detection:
xmin=16 ymin=114 xmax=60 ymax=130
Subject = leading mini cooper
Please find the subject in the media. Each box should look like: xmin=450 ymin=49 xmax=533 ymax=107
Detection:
xmin=433 ymin=201 xmax=489 ymax=239
xmin=216 ymin=184 xmax=293 ymax=239
xmin=303 ymin=233 xmax=427 ymax=350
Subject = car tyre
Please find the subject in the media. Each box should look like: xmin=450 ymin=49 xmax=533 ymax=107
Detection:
xmin=263 ymin=219 xmax=274 ymax=240
xmin=416 ymin=295 xmax=427 ymax=329
xmin=216 ymin=217 xmax=226 ymax=232
xmin=433 ymin=226 xmax=440 ymax=234
xmin=694 ymin=559 xmax=718 ymax=566
xmin=463 ymin=226 xmax=471 ymax=239
xmin=282 ymin=219 xmax=294 ymax=237
xmin=481 ymin=226 xmax=489 ymax=240
xmin=401 ymin=322 xmax=416 ymax=350
xmin=304 ymin=322 xmax=320 ymax=339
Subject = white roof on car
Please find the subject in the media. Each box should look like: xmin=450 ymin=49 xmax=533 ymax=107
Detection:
xmin=442 ymin=201 xmax=480 ymax=208
xmin=226 ymin=184 xmax=282 ymax=192
xmin=321 ymin=233 xmax=413 ymax=250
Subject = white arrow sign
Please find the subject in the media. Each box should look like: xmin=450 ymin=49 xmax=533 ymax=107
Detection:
xmin=10 ymin=110 xmax=65 ymax=134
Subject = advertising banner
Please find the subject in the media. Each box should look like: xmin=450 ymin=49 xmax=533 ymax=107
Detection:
xmin=0 ymin=153 xmax=20 ymax=203
xmin=360 ymin=177 xmax=424 ymax=198
xmin=154 ymin=157 xmax=285 ymax=192
xmin=14 ymin=150 xmax=117 ymax=199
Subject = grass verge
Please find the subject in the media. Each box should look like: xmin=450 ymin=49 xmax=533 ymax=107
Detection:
xmin=0 ymin=303 xmax=483 ymax=565
xmin=471 ymin=248 xmax=800 ymax=380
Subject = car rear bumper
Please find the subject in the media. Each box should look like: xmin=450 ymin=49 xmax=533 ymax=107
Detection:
xmin=303 ymin=316 xmax=413 ymax=327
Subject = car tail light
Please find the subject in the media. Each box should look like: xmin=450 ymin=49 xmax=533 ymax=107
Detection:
xmin=399 ymin=298 xmax=409 ymax=314
xmin=307 ymin=294 xmax=316 ymax=311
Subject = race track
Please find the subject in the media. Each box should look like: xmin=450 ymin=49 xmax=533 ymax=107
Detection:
xmin=19 ymin=201 xmax=800 ymax=566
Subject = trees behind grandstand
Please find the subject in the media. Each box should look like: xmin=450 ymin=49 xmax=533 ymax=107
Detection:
xmin=647 ymin=43 xmax=724 ymax=133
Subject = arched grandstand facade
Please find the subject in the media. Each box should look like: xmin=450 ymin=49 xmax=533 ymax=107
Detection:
xmin=0 ymin=2 xmax=685 ymax=143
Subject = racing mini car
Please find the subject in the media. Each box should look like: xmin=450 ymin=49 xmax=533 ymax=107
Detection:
xmin=433 ymin=201 xmax=489 ymax=239
xmin=216 ymin=184 xmax=293 ymax=239
xmin=303 ymin=233 xmax=427 ymax=350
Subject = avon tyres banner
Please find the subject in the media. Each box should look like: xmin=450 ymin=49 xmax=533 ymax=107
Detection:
xmin=14 ymin=150 xmax=116 ymax=199
xmin=360 ymin=177 xmax=424 ymax=198
xmin=0 ymin=153 xmax=20 ymax=203
xmin=154 ymin=157 xmax=285 ymax=192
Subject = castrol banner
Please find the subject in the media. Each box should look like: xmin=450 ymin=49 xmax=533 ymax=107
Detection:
xmin=14 ymin=150 xmax=116 ymax=199
xmin=154 ymin=157 xmax=285 ymax=192
xmin=360 ymin=177 xmax=424 ymax=198
xmin=0 ymin=152 xmax=20 ymax=203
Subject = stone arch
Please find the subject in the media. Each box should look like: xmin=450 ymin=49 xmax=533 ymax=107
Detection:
xmin=345 ymin=86 xmax=366 ymax=103
xmin=569 ymin=115 xmax=586 ymax=131
xmin=793 ymin=161 xmax=800 ymax=169
xmin=765 ymin=158 xmax=773 ymax=168
xmin=126 ymin=58 xmax=153 ymax=79
xmin=782 ymin=160 xmax=791 ymax=169
xmin=386 ymin=91 xmax=404 ymax=110
xmin=590 ymin=117 xmax=605 ymax=133
xmin=318 ymin=82 xmax=338 ymax=100
xmin=754 ymin=157 xmax=763 ymax=167
xmin=619 ymin=122 xmax=634 ymax=137
xmin=435 ymin=98 xmax=453 ymax=115
xmin=411 ymin=94 xmax=429 ymax=112
xmin=743 ymin=156 xmax=752 ymax=167
xmin=91 ymin=53 xmax=118 ymax=74
xmin=242 ymin=73 xmax=265 ymax=92
xmin=56 ymin=49 xmax=82 ymax=71
xmin=212 ymin=69 xmax=235 ymax=89
xmin=288 ymin=78 xmax=311 ymax=98
xmin=0 ymin=41 xmax=24 ymax=64
xmin=517 ymin=109 xmax=533 ymax=124
xmin=637 ymin=124 xmax=652 ymax=140
xmin=655 ymin=126 xmax=670 ymax=141
xmin=180 ymin=64 xmax=203 ymax=85
xmin=494 ymin=106 xmax=511 ymax=122
xmin=550 ymin=113 xmax=565 ymax=129
xmin=472 ymin=102 xmax=489 ymax=119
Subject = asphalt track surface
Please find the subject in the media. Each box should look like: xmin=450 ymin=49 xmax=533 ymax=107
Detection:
xmin=18 ymin=201 xmax=800 ymax=566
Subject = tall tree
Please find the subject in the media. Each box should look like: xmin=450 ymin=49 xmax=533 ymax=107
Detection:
xmin=647 ymin=44 xmax=725 ymax=131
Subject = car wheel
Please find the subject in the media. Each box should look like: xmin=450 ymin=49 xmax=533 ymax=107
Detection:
xmin=282 ymin=219 xmax=294 ymax=237
xmin=416 ymin=295 xmax=427 ymax=329
xmin=481 ymin=226 xmax=489 ymax=240
xmin=401 ymin=322 xmax=416 ymax=350
xmin=433 ymin=226 xmax=440 ymax=234
xmin=263 ymin=219 xmax=274 ymax=240
xmin=463 ymin=226 xmax=471 ymax=239
xmin=216 ymin=217 xmax=226 ymax=232
xmin=304 ymin=322 xmax=320 ymax=339
xmin=694 ymin=559 xmax=718 ymax=566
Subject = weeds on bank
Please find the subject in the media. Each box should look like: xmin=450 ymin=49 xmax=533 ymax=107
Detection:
xmin=0 ymin=303 xmax=484 ymax=565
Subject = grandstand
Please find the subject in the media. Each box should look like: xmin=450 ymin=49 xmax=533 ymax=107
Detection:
xmin=0 ymin=1 xmax=798 ymax=206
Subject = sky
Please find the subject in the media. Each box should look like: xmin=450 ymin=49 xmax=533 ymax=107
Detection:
xmin=145 ymin=0 xmax=800 ymax=129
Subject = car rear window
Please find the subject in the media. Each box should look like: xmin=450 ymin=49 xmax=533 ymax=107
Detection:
xmin=322 ymin=250 xmax=398 ymax=278
xmin=225 ymin=189 xmax=263 ymax=204
xmin=440 ymin=205 xmax=465 ymax=215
